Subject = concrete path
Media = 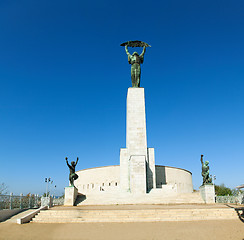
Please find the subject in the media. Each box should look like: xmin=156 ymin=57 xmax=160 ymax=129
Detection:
xmin=0 ymin=204 xmax=243 ymax=240
xmin=3 ymin=209 xmax=35 ymax=223
xmin=0 ymin=220 xmax=244 ymax=240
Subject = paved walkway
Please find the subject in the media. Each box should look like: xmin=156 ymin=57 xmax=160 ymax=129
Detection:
xmin=0 ymin=205 xmax=243 ymax=240
xmin=1 ymin=220 xmax=244 ymax=240
xmin=3 ymin=209 xmax=35 ymax=223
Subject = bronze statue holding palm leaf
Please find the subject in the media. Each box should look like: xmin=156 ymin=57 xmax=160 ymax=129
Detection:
xmin=121 ymin=40 xmax=151 ymax=87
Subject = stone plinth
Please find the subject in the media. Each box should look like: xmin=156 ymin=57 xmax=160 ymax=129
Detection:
xmin=41 ymin=196 xmax=53 ymax=207
xmin=126 ymin=88 xmax=147 ymax=155
xmin=130 ymin=156 xmax=147 ymax=194
xmin=199 ymin=184 xmax=215 ymax=203
xmin=64 ymin=186 xmax=78 ymax=206
xmin=120 ymin=88 xmax=156 ymax=194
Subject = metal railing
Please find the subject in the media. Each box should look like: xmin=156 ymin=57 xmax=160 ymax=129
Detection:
xmin=216 ymin=195 xmax=244 ymax=204
xmin=52 ymin=197 xmax=64 ymax=206
xmin=0 ymin=193 xmax=40 ymax=210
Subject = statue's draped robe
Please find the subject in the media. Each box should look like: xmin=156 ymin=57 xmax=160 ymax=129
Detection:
xmin=128 ymin=54 xmax=144 ymax=87
xmin=125 ymin=45 xmax=146 ymax=88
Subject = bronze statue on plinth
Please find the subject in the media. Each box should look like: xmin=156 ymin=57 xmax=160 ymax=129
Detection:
xmin=121 ymin=40 xmax=151 ymax=87
xmin=66 ymin=157 xmax=79 ymax=187
xmin=200 ymin=155 xmax=212 ymax=185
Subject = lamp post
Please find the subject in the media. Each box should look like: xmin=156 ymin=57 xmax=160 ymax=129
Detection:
xmin=50 ymin=180 xmax=53 ymax=197
xmin=53 ymin=185 xmax=57 ymax=198
xmin=45 ymin=178 xmax=51 ymax=197
xmin=210 ymin=175 xmax=216 ymax=186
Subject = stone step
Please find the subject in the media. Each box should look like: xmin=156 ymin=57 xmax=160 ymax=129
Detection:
xmin=32 ymin=216 xmax=238 ymax=223
xmin=35 ymin=213 xmax=236 ymax=218
xmin=36 ymin=210 xmax=236 ymax=216
xmin=32 ymin=208 xmax=238 ymax=223
xmin=34 ymin=215 xmax=237 ymax=220
xmin=75 ymin=192 xmax=205 ymax=205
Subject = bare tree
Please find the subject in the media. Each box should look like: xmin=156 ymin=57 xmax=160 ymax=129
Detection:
xmin=0 ymin=183 xmax=8 ymax=194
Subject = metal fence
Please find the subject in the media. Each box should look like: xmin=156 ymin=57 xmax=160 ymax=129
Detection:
xmin=5 ymin=193 xmax=242 ymax=207
xmin=53 ymin=197 xmax=64 ymax=206
xmin=216 ymin=195 xmax=244 ymax=204
xmin=0 ymin=193 xmax=40 ymax=210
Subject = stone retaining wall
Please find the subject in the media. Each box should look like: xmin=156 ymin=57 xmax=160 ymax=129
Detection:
xmin=75 ymin=165 xmax=193 ymax=195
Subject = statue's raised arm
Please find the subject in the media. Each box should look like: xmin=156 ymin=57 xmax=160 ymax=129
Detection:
xmin=125 ymin=45 xmax=131 ymax=57
xmin=140 ymin=46 xmax=146 ymax=57
xmin=200 ymin=155 xmax=204 ymax=165
xmin=65 ymin=157 xmax=71 ymax=168
xmin=75 ymin=157 xmax=79 ymax=166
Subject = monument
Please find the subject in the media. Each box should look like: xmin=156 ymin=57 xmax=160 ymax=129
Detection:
xmin=119 ymin=41 xmax=155 ymax=195
xmin=199 ymin=155 xmax=215 ymax=203
xmin=65 ymin=41 xmax=206 ymax=205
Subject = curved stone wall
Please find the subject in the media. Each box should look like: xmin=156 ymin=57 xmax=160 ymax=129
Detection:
xmin=75 ymin=165 xmax=193 ymax=195
xmin=75 ymin=166 xmax=120 ymax=195
xmin=155 ymin=165 xmax=193 ymax=193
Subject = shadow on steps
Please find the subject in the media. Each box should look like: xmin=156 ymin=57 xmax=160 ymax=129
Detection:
xmin=234 ymin=207 xmax=244 ymax=223
xmin=74 ymin=194 xmax=86 ymax=206
xmin=225 ymin=204 xmax=244 ymax=223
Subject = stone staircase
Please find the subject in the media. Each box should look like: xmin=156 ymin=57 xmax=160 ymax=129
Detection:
xmin=75 ymin=192 xmax=205 ymax=205
xmin=31 ymin=205 xmax=238 ymax=223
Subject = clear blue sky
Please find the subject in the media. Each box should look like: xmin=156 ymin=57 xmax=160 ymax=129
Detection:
xmin=0 ymin=0 xmax=243 ymax=196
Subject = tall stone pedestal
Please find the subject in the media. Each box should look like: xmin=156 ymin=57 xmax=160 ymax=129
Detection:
xmin=199 ymin=185 xmax=215 ymax=203
xmin=120 ymin=88 xmax=156 ymax=194
xmin=64 ymin=186 xmax=78 ymax=206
